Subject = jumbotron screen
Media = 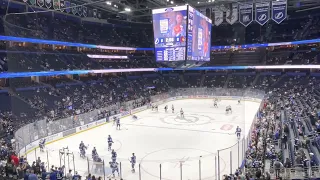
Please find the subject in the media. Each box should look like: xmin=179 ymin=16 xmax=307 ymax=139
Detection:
xmin=187 ymin=6 xmax=212 ymax=61
xmin=152 ymin=6 xmax=187 ymax=61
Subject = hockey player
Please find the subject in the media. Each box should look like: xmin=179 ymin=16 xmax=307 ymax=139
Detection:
xmin=110 ymin=161 xmax=119 ymax=178
xmin=39 ymin=138 xmax=46 ymax=152
xmin=213 ymin=100 xmax=218 ymax=108
xmin=235 ymin=126 xmax=241 ymax=139
xmin=180 ymin=108 xmax=184 ymax=118
xmin=132 ymin=115 xmax=138 ymax=120
xmin=113 ymin=116 xmax=117 ymax=126
xmin=92 ymin=147 xmax=101 ymax=162
xmin=172 ymin=105 xmax=174 ymax=113
xmin=116 ymin=118 xmax=121 ymax=130
xmin=108 ymin=135 xmax=113 ymax=151
xmin=130 ymin=153 xmax=136 ymax=173
xmin=164 ymin=105 xmax=168 ymax=113
xmin=155 ymin=105 xmax=158 ymax=112
xmin=238 ymin=99 xmax=241 ymax=105
xmin=111 ymin=149 xmax=117 ymax=162
xmin=226 ymin=105 xmax=232 ymax=114
xmin=79 ymin=141 xmax=87 ymax=158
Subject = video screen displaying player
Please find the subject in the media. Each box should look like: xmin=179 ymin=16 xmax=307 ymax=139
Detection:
xmin=187 ymin=7 xmax=212 ymax=61
xmin=153 ymin=6 xmax=187 ymax=48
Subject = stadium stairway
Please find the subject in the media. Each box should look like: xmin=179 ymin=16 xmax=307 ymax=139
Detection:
xmin=251 ymin=73 xmax=261 ymax=87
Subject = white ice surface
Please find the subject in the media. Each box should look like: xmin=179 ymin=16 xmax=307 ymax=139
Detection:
xmin=27 ymin=99 xmax=261 ymax=180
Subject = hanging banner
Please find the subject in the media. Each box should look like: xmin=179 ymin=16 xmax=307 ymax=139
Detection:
xmin=37 ymin=0 xmax=44 ymax=7
xmin=213 ymin=7 xmax=223 ymax=26
xmin=23 ymin=0 xmax=28 ymax=3
xmin=255 ymin=2 xmax=270 ymax=26
xmin=60 ymin=0 xmax=64 ymax=11
xmin=29 ymin=0 xmax=36 ymax=5
xmin=45 ymin=0 xmax=51 ymax=8
xmin=272 ymin=0 xmax=287 ymax=24
xmin=83 ymin=6 xmax=87 ymax=17
xmin=239 ymin=3 xmax=253 ymax=27
xmin=93 ymin=9 xmax=97 ymax=18
xmin=71 ymin=3 xmax=77 ymax=15
xmin=53 ymin=0 xmax=60 ymax=10
xmin=226 ymin=4 xmax=238 ymax=25
xmin=78 ymin=6 xmax=83 ymax=16
xmin=65 ymin=1 xmax=70 ymax=13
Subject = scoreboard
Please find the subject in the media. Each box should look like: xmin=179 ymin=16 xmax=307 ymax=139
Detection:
xmin=152 ymin=5 xmax=211 ymax=62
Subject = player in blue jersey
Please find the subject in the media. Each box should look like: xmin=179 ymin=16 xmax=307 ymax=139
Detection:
xmin=116 ymin=118 xmax=121 ymax=130
xmin=235 ymin=126 xmax=241 ymax=139
xmin=56 ymin=167 xmax=64 ymax=180
xmin=92 ymin=147 xmax=101 ymax=162
xmin=108 ymin=135 xmax=113 ymax=151
xmin=79 ymin=141 xmax=87 ymax=158
xmin=130 ymin=153 xmax=136 ymax=173
xmin=110 ymin=161 xmax=119 ymax=178
xmin=111 ymin=149 xmax=117 ymax=162
xmin=72 ymin=171 xmax=81 ymax=180
xmin=39 ymin=138 xmax=46 ymax=152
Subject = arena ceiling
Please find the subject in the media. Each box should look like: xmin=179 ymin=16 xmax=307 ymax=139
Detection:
xmin=87 ymin=0 xmax=320 ymax=23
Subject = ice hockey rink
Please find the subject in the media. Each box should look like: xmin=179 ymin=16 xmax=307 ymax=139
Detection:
xmin=27 ymin=99 xmax=261 ymax=180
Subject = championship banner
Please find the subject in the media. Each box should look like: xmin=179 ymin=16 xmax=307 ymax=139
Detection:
xmin=37 ymin=0 xmax=44 ymax=7
xmin=93 ymin=9 xmax=97 ymax=18
xmin=29 ymin=0 xmax=36 ymax=5
xmin=255 ymin=2 xmax=270 ymax=26
xmin=53 ymin=0 xmax=60 ymax=10
xmin=213 ymin=7 xmax=223 ymax=26
xmin=60 ymin=0 xmax=64 ymax=11
xmin=78 ymin=6 xmax=83 ymax=16
xmin=65 ymin=1 xmax=70 ymax=13
xmin=239 ymin=3 xmax=253 ymax=27
xmin=83 ymin=6 xmax=87 ymax=17
xmin=71 ymin=3 xmax=77 ymax=15
xmin=272 ymin=0 xmax=287 ymax=24
xmin=45 ymin=0 xmax=51 ymax=8
xmin=226 ymin=4 xmax=238 ymax=25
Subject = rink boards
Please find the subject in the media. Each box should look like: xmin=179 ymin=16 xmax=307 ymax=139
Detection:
xmin=19 ymin=95 xmax=262 ymax=157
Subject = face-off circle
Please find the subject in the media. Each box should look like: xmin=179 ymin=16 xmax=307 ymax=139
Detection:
xmin=160 ymin=114 xmax=214 ymax=126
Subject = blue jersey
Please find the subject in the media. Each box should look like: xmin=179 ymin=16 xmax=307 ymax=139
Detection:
xmin=236 ymin=127 xmax=241 ymax=133
xmin=50 ymin=171 xmax=57 ymax=180
xmin=108 ymin=137 xmax=113 ymax=143
xmin=111 ymin=162 xmax=119 ymax=170
xmin=73 ymin=174 xmax=81 ymax=180
xmin=117 ymin=119 xmax=120 ymax=125
xmin=131 ymin=156 xmax=136 ymax=164
xmin=57 ymin=171 xmax=63 ymax=180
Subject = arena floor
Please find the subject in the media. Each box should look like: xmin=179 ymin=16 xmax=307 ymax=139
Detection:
xmin=27 ymin=99 xmax=261 ymax=180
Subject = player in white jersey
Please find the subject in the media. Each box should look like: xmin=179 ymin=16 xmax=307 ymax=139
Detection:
xmin=172 ymin=105 xmax=174 ymax=113
xmin=226 ymin=105 xmax=232 ymax=114
xmin=107 ymin=135 xmax=113 ymax=151
xmin=164 ymin=105 xmax=168 ymax=113
xmin=213 ymin=100 xmax=218 ymax=108
xmin=130 ymin=153 xmax=136 ymax=173
xmin=39 ymin=138 xmax=46 ymax=152
xmin=180 ymin=108 xmax=184 ymax=118
xmin=235 ymin=126 xmax=241 ymax=139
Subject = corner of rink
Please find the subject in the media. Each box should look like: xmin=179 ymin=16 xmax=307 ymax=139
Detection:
xmin=23 ymin=98 xmax=261 ymax=180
